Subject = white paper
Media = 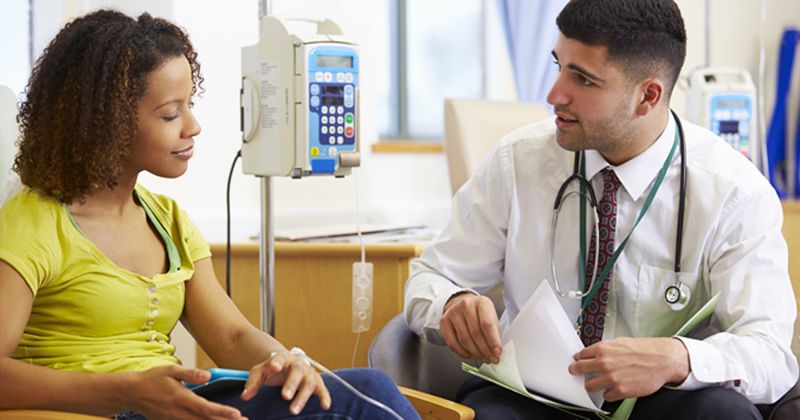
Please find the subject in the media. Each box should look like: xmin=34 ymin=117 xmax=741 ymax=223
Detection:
xmin=489 ymin=281 xmax=603 ymax=410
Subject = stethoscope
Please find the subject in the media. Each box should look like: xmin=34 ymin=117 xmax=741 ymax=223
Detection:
xmin=550 ymin=110 xmax=691 ymax=312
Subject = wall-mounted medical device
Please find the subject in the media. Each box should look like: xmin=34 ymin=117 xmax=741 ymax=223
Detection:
xmin=240 ymin=16 xmax=360 ymax=178
xmin=685 ymin=67 xmax=757 ymax=159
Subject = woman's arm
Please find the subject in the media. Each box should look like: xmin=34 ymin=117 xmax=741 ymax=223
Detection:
xmin=182 ymin=258 xmax=284 ymax=368
xmin=183 ymin=257 xmax=331 ymax=414
xmin=0 ymin=260 xmax=244 ymax=419
xmin=0 ymin=259 xmax=125 ymax=415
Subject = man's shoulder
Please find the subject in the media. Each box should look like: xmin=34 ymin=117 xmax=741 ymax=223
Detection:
xmin=491 ymin=117 xmax=564 ymax=167
xmin=682 ymin=120 xmax=770 ymax=193
xmin=497 ymin=116 xmax=557 ymax=149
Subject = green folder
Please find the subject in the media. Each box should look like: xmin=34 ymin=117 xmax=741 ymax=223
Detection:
xmin=462 ymin=292 xmax=720 ymax=420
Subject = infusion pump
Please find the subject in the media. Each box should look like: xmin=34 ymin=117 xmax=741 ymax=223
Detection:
xmin=240 ymin=16 xmax=360 ymax=178
xmin=685 ymin=67 xmax=757 ymax=159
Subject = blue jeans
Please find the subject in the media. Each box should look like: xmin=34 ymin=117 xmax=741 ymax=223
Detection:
xmin=116 ymin=368 xmax=419 ymax=420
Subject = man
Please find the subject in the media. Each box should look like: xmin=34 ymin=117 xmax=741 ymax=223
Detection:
xmin=403 ymin=0 xmax=798 ymax=418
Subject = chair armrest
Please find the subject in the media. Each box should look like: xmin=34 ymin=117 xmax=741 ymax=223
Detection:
xmin=0 ymin=410 xmax=107 ymax=419
xmin=398 ymin=386 xmax=475 ymax=420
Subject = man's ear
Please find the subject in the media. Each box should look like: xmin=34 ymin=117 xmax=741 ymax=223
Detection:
xmin=635 ymin=78 xmax=664 ymax=116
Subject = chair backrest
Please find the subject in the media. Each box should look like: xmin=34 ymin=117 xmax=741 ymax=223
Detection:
xmin=0 ymin=85 xmax=19 ymax=203
xmin=443 ymin=98 xmax=550 ymax=194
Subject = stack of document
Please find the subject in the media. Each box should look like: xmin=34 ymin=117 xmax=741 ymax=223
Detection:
xmin=462 ymin=281 xmax=719 ymax=420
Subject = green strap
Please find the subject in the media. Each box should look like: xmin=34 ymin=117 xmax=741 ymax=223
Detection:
xmin=578 ymin=129 xmax=679 ymax=309
xmin=135 ymin=189 xmax=182 ymax=273
xmin=578 ymin=156 xmax=588 ymax=289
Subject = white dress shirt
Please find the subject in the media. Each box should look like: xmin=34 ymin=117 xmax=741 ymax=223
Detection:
xmin=404 ymin=114 xmax=798 ymax=404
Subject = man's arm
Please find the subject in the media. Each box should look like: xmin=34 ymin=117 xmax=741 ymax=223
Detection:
xmin=571 ymin=186 xmax=798 ymax=404
xmin=667 ymin=186 xmax=798 ymax=403
xmin=569 ymin=337 xmax=690 ymax=401
xmin=403 ymin=141 xmax=513 ymax=353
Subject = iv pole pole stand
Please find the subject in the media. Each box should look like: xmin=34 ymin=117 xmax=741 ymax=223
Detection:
xmin=258 ymin=0 xmax=275 ymax=336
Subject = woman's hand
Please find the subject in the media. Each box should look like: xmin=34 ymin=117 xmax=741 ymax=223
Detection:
xmin=125 ymin=365 xmax=246 ymax=420
xmin=241 ymin=350 xmax=331 ymax=415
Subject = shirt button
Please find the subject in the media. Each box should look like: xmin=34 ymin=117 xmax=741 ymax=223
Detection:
xmin=149 ymin=286 xmax=156 ymax=293
xmin=149 ymin=333 xmax=157 ymax=342
xmin=151 ymin=298 xmax=159 ymax=306
xmin=151 ymin=309 xmax=159 ymax=317
xmin=146 ymin=319 xmax=154 ymax=326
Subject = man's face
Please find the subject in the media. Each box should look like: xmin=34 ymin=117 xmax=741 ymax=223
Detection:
xmin=546 ymin=34 xmax=641 ymax=161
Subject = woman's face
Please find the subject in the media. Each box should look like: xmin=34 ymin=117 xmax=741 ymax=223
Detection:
xmin=129 ymin=55 xmax=201 ymax=179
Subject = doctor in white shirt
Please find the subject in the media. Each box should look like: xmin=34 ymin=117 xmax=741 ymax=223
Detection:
xmin=404 ymin=0 xmax=798 ymax=419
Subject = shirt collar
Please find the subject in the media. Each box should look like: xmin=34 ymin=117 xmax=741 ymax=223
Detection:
xmin=583 ymin=112 xmax=676 ymax=201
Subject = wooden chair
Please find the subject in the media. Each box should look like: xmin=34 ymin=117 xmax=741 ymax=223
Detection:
xmin=0 ymin=411 xmax=106 ymax=419
xmin=0 ymin=85 xmax=19 ymax=203
xmin=0 ymin=391 xmax=473 ymax=420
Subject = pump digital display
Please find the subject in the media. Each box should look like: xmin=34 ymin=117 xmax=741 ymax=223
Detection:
xmin=719 ymin=120 xmax=739 ymax=134
xmin=323 ymin=86 xmax=344 ymax=95
xmin=323 ymin=96 xmax=344 ymax=105
xmin=716 ymin=98 xmax=747 ymax=109
xmin=317 ymin=55 xmax=353 ymax=68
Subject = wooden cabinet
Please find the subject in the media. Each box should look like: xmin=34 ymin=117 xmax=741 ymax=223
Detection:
xmin=198 ymin=242 xmax=423 ymax=370
xmin=783 ymin=202 xmax=800 ymax=311
xmin=197 ymin=202 xmax=800 ymax=371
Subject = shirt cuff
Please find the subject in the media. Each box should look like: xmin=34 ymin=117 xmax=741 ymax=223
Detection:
xmin=665 ymin=336 xmax=730 ymax=390
xmin=421 ymin=288 xmax=478 ymax=344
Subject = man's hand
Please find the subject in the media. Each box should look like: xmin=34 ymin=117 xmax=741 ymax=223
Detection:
xmin=569 ymin=337 xmax=690 ymax=401
xmin=440 ymin=292 xmax=503 ymax=363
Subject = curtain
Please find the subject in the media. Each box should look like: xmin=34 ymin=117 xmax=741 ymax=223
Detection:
xmin=498 ymin=0 xmax=567 ymax=105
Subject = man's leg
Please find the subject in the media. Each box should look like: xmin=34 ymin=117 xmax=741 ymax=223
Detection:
xmin=456 ymin=377 xmax=581 ymax=419
xmin=615 ymin=387 xmax=761 ymax=420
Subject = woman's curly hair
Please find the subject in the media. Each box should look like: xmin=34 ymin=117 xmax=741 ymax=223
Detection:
xmin=13 ymin=9 xmax=203 ymax=203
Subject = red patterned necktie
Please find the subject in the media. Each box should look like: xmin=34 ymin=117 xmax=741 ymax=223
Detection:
xmin=580 ymin=168 xmax=621 ymax=347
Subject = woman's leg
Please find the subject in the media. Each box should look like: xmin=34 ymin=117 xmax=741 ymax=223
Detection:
xmin=208 ymin=368 xmax=419 ymax=420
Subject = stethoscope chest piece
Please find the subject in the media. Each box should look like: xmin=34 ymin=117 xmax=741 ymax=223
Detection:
xmin=665 ymin=277 xmax=691 ymax=311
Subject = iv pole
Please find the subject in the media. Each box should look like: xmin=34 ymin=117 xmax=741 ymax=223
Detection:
xmin=258 ymin=0 xmax=275 ymax=336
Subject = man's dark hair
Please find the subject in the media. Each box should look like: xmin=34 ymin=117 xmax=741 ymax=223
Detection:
xmin=556 ymin=0 xmax=687 ymax=97
xmin=14 ymin=9 xmax=203 ymax=203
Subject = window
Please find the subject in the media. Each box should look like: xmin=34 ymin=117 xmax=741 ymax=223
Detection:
xmin=377 ymin=0 xmax=487 ymax=140
xmin=0 ymin=0 xmax=31 ymax=95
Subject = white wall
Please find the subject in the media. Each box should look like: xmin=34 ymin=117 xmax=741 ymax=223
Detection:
xmin=135 ymin=0 xmax=456 ymax=243
xmin=5 ymin=0 xmax=800 ymax=242
xmin=677 ymin=0 xmax=800 ymax=117
xmin=3 ymin=0 xmax=799 ymax=369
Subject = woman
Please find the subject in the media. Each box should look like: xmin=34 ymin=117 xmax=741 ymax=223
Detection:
xmin=0 ymin=10 xmax=417 ymax=420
